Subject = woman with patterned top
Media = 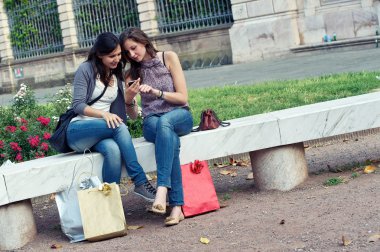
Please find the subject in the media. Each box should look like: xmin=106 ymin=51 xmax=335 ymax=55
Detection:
xmin=66 ymin=32 xmax=156 ymax=202
xmin=119 ymin=27 xmax=193 ymax=226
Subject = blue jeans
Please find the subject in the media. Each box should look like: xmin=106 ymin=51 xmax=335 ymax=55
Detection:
xmin=143 ymin=108 xmax=193 ymax=206
xmin=67 ymin=119 xmax=147 ymax=186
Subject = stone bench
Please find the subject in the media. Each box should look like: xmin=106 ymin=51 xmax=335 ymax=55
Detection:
xmin=1 ymin=91 xmax=380 ymax=250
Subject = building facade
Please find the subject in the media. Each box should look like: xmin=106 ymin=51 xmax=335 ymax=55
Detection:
xmin=0 ymin=0 xmax=379 ymax=93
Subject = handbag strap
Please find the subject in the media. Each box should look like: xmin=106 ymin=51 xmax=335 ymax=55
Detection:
xmin=87 ymin=84 xmax=108 ymax=106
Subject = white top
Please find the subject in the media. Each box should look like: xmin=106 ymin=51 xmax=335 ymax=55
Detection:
xmin=71 ymin=75 xmax=118 ymax=122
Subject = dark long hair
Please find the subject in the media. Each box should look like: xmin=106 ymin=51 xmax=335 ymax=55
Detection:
xmin=87 ymin=32 xmax=123 ymax=85
xmin=119 ymin=27 xmax=158 ymax=80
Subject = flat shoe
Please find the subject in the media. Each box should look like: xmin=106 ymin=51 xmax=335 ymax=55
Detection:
xmin=165 ymin=214 xmax=185 ymax=226
xmin=151 ymin=204 xmax=166 ymax=215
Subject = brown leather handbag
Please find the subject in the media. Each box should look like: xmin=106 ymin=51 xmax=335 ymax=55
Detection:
xmin=192 ymin=109 xmax=230 ymax=132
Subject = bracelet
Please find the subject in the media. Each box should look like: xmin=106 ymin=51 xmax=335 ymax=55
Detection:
xmin=126 ymin=99 xmax=136 ymax=107
xmin=158 ymin=90 xmax=164 ymax=99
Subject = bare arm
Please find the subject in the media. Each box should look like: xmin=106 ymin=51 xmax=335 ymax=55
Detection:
xmin=139 ymin=51 xmax=188 ymax=105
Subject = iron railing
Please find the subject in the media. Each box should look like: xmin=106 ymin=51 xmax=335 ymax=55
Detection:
xmin=4 ymin=0 xmax=63 ymax=60
xmin=73 ymin=0 xmax=140 ymax=48
xmin=156 ymin=0 xmax=233 ymax=34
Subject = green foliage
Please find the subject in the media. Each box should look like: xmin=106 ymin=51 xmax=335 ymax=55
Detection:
xmin=74 ymin=0 xmax=139 ymax=46
xmin=351 ymin=172 xmax=359 ymax=179
xmin=50 ymin=83 xmax=73 ymax=116
xmin=127 ymin=116 xmax=143 ymax=138
xmin=323 ymin=177 xmax=344 ymax=186
xmin=0 ymin=84 xmax=57 ymax=164
xmin=4 ymin=0 xmax=62 ymax=57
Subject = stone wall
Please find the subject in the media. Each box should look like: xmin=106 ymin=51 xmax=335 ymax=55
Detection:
xmin=0 ymin=0 xmax=232 ymax=94
xmin=229 ymin=0 xmax=380 ymax=63
xmin=0 ymin=27 xmax=231 ymax=94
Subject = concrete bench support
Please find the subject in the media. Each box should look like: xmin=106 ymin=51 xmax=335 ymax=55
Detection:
xmin=0 ymin=199 xmax=37 ymax=250
xmin=250 ymin=143 xmax=308 ymax=191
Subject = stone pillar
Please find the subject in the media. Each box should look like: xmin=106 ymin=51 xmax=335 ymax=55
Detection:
xmin=0 ymin=200 xmax=37 ymax=250
xmin=57 ymin=0 xmax=79 ymax=51
xmin=0 ymin=2 xmax=13 ymax=64
xmin=136 ymin=0 xmax=159 ymax=37
xmin=0 ymin=2 xmax=15 ymax=93
xmin=229 ymin=0 xmax=300 ymax=63
xmin=57 ymin=0 xmax=80 ymax=81
xmin=249 ymin=143 xmax=308 ymax=191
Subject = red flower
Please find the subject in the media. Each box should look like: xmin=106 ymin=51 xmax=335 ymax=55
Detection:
xmin=9 ymin=142 xmax=22 ymax=152
xmin=21 ymin=118 xmax=28 ymax=125
xmin=0 ymin=153 xmax=5 ymax=158
xmin=20 ymin=125 xmax=28 ymax=132
xmin=0 ymin=140 xmax=4 ymax=149
xmin=35 ymin=152 xmax=45 ymax=159
xmin=27 ymin=135 xmax=40 ymax=148
xmin=15 ymin=152 xmax=23 ymax=161
xmin=43 ymin=132 xmax=51 ymax=140
xmin=40 ymin=142 xmax=49 ymax=151
xmin=5 ymin=126 xmax=17 ymax=133
xmin=36 ymin=116 xmax=51 ymax=126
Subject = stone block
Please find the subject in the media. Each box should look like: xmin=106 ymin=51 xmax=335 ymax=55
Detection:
xmin=140 ymin=20 xmax=159 ymax=34
xmin=58 ymin=11 xmax=75 ymax=22
xmin=61 ymin=26 xmax=77 ymax=37
xmin=63 ymin=36 xmax=78 ymax=48
xmin=231 ymin=0 xmax=252 ymax=4
xmin=60 ymin=20 xmax=76 ymax=31
xmin=247 ymin=0 xmax=274 ymax=17
xmin=57 ymin=3 xmax=71 ymax=13
xmin=0 ymin=200 xmax=37 ymax=250
xmin=324 ymin=11 xmax=355 ymax=39
xmin=250 ymin=143 xmax=308 ymax=191
xmin=139 ymin=10 xmax=157 ymax=22
xmin=137 ymin=1 xmax=156 ymax=13
xmin=273 ymin=0 xmax=298 ymax=13
xmin=232 ymin=3 xmax=248 ymax=20
xmin=353 ymin=9 xmax=378 ymax=37
xmin=273 ymin=17 xmax=300 ymax=47
xmin=361 ymin=0 xmax=373 ymax=8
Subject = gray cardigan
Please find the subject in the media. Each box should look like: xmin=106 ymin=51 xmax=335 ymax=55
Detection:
xmin=71 ymin=61 xmax=127 ymax=122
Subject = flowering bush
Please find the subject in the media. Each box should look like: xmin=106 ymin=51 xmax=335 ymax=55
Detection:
xmin=0 ymin=84 xmax=56 ymax=165
xmin=0 ymin=82 xmax=145 ymax=166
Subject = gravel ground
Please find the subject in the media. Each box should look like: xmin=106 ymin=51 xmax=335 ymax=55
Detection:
xmin=12 ymin=131 xmax=380 ymax=252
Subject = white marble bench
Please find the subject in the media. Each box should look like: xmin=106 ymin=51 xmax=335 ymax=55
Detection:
xmin=1 ymin=91 xmax=380 ymax=250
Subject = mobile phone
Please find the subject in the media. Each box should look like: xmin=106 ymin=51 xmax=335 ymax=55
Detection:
xmin=127 ymin=80 xmax=136 ymax=86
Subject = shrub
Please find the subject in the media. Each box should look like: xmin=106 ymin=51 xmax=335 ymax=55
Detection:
xmin=0 ymin=84 xmax=56 ymax=165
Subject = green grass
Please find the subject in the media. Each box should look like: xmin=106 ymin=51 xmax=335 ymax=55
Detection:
xmin=323 ymin=177 xmax=344 ymax=186
xmin=188 ymin=71 xmax=380 ymax=125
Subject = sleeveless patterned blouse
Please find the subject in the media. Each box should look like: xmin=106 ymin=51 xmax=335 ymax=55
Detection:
xmin=140 ymin=55 xmax=188 ymax=117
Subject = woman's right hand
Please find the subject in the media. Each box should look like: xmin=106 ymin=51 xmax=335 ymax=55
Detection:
xmin=125 ymin=78 xmax=140 ymax=103
xmin=101 ymin=111 xmax=123 ymax=129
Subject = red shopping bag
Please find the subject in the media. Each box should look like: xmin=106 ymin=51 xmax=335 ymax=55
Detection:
xmin=181 ymin=160 xmax=220 ymax=217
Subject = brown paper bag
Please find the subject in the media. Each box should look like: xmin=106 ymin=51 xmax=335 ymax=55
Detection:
xmin=77 ymin=183 xmax=127 ymax=241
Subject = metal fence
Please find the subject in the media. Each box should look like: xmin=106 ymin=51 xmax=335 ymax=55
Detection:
xmin=156 ymin=0 xmax=233 ymax=34
xmin=73 ymin=0 xmax=140 ymax=48
xmin=4 ymin=0 xmax=63 ymax=60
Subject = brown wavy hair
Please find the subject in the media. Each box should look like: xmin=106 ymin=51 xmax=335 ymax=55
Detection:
xmin=87 ymin=32 xmax=123 ymax=85
xmin=119 ymin=27 xmax=158 ymax=81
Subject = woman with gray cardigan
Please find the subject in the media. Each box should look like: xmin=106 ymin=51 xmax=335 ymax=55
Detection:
xmin=66 ymin=32 xmax=156 ymax=202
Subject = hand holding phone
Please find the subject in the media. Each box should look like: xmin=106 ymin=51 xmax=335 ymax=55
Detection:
xmin=127 ymin=80 xmax=136 ymax=86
